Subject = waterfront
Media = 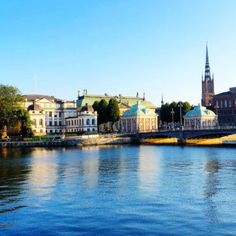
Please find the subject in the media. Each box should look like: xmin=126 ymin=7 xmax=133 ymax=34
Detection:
xmin=1 ymin=146 xmax=236 ymax=235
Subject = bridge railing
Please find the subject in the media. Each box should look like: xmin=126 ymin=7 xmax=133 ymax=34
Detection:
xmin=158 ymin=125 xmax=236 ymax=132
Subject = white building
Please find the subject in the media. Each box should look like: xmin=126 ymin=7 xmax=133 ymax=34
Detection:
xmin=120 ymin=102 xmax=158 ymax=133
xmin=23 ymin=94 xmax=77 ymax=134
xmin=65 ymin=111 xmax=98 ymax=133
xmin=184 ymin=104 xmax=218 ymax=129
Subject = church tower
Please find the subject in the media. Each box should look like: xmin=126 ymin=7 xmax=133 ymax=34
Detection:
xmin=201 ymin=45 xmax=215 ymax=107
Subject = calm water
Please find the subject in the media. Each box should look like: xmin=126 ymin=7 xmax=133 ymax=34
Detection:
xmin=0 ymin=145 xmax=236 ymax=235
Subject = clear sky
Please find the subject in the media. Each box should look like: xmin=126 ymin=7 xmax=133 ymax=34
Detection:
xmin=0 ymin=0 xmax=236 ymax=106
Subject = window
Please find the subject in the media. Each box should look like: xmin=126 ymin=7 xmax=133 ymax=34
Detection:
xmin=86 ymin=119 xmax=90 ymax=125
xmin=39 ymin=119 xmax=43 ymax=126
xmin=225 ymin=100 xmax=228 ymax=108
xmin=49 ymin=112 xmax=52 ymax=117
xmin=59 ymin=112 xmax=62 ymax=117
xmin=229 ymin=100 xmax=232 ymax=108
xmin=92 ymin=119 xmax=95 ymax=125
xmin=33 ymin=119 xmax=37 ymax=127
xmin=59 ymin=121 xmax=62 ymax=126
xmin=220 ymin=100 xmax=223 ymax=108
xmin=49 ymin=121 xmax=52 ymax=126
xmin=55 ymin=121 xmax=57 ymax=126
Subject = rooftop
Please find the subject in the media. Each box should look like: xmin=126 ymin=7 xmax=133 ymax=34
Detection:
xmin=184 ymin=104 xmax=216 ymax=118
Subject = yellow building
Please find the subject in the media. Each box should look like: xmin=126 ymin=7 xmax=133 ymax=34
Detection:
xmin=27 ymin=103 xmax=46 ymax=136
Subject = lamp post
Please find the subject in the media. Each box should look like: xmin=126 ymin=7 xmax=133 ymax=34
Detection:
xmin=178 ymin=103 xmax=183 ymax=128
xmin=214 ymin=104 xmax=219 ymax=128
xmin=171 ymin=108 xmax=175 ymax=129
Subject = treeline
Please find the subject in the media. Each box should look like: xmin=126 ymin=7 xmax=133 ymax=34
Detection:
xmin=160 ymin=101 xmax=192 ymax=123
xmin=0 ymin=84 xmax=32 ymax=138
xmin=92 ymin=98 xmax=120 ymax=125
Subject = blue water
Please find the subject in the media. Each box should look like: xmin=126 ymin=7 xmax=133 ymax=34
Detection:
xmin=0 ymin=145 xmax=236 ymax=235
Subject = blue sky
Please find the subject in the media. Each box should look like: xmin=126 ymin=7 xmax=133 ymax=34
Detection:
xmin=0 ymin=0 xmax=236 ymax=106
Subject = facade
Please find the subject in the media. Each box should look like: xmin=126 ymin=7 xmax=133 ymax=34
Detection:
xmin=27 ymin=103 xmax=46 ymax=135
xmin=23 ymin=94 xmax=77 ymax=134
xmin=201 ymin=45 xmax=215 ymax=108
xmin=213 ymin=87 xmax=236 ymax=126
xmin=65 ymin=111 xmax=97 ymax=133
xmin=120 ymin=102 xmax=158 ymax=133
xmin=184 ymin=104 xmax=217 ymax=129
xmin=76 ymin=90 xmax=156 ymax=114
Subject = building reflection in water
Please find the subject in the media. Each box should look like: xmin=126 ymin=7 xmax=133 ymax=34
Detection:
xmin=82 ymin=147 xmax=99 ymax=187
xmin=204 ymin=152 xmax=220 ymax=223
xmin=138 ymin=146 xmax=160 ymax=195
xmin=28 ymin=149 xmax=58 ymax=198
xmin=0 ymin=148 xmax=32 ymax=218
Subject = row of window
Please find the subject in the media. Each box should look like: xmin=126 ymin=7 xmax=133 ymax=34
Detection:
xmin=66 ymin=119 xmax=96 ymax=126
xmin=215 ymin=99 xmax=236 ymax=109
xmin=48 ymin=121 xmax=62 ymax=126
xmin=33 ymin=119 xmax=44 ymax=127
xmin=67 ymin=128 xmax=96 ymax=133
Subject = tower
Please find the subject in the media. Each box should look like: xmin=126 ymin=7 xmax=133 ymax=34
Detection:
xmin=201 ymin=45 xmax=215 ymax=107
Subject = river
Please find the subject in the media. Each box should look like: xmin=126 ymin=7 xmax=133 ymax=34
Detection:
xmin=0 ymin=145 xmax=236 ymax=235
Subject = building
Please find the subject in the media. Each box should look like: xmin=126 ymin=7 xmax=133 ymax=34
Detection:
xmin=120 ymin=102 xmax=158 ymax=133
xmin=201 ymin=45 xmax=215 ymax=108
xmin=184 ymin=104 xmax=217 ymax=129
xmin=23 ymin=94 xmax=77 ymax=134
xmin=65 ymin=111 xmax=97 ymax=133
xmin=213 ymin=87 xmax=236 ymax=126
xmin=76 ymin=90 xmax=156 ymax=115
xmin=27 ymin=102 xmax=46 ymax=135
xmin=65 ymin=105 xmax=97 ymax=133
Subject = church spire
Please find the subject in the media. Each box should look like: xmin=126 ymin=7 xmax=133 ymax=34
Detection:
xmin=204 ymin=44 xmax=211 ymax=81
xmin=201 ymin=44 xmax=215 ymax=107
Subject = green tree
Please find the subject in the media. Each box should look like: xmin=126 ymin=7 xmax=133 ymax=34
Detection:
xmin=160 ymin=101 xmax=192 ymax=124
xmin=107 ymin=98 xmax=120 ymax=123
xmin=0 ymin=84 xmax=24 ymax=137
xmin=92 ymin=101 xmax=99 ymax=112
xmin=15 ymin=109 xmax=32 ymax=137
xmin=97 ymin=99 xmax=108 ymax=125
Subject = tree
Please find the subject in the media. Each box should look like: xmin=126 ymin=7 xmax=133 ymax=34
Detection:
xmin=0 ymin=84 xmax=24 ymax=137
xmin=96 ymin=99 xmax=108 ymax=125
xmin=107 ymin=98 xmax=120 ymax=123
xmin=92 ymin=101 xmax=99 ymax=112
xmin=16 ymin=109 xmax=32 ymax=137
xmin=160 ymin=101 xmax=192 ymax=124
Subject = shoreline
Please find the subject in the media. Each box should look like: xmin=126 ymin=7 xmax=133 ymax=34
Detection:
xmin=1 ymin=135 xmax=236 ymax=148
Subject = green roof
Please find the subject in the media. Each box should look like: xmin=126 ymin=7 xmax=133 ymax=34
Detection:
xmin=184 ymin=104 xmax=216 ymax=118
xmin=76 ymin=94 xmax=156 ymax=110
xmin=122 ymin=102 xmax=157 ymax=117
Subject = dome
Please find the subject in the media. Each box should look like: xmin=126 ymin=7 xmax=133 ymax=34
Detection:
xmin=28 ymin=103 xmax=42 ymax=111
xmin=184 ymin=104 xmax=216 ymax=118
xmin=123 ymin=102 xmax=156 ymax=117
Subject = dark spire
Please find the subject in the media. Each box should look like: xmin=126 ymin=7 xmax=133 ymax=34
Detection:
xmin=161 ymin=94 xmax=164 ymax=106
xmin=204 ymin=44 xmax=211 ymax=81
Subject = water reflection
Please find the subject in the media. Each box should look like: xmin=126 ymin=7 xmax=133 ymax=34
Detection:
xmin=0 ymin=148 xmax=31 ymax=217
xmin=138 ymin=147 xmax=160 ymax=195
xmin=28 ymin=149 xmax=58 ymax=198
xmin=204 ymin=159 xmax=220 ymax=223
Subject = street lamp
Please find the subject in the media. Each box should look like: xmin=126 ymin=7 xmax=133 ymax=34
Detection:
xmin=171 ymin=108 xmax=175 ymax=129
xmin=178 ymin=103 xmax=183 ymax=128
xmin=214 ymin=104 xmax=219 ymax=128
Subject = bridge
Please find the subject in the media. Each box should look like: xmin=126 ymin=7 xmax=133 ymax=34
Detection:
xmin=138 ymin=128 xmax=236 ymax=144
